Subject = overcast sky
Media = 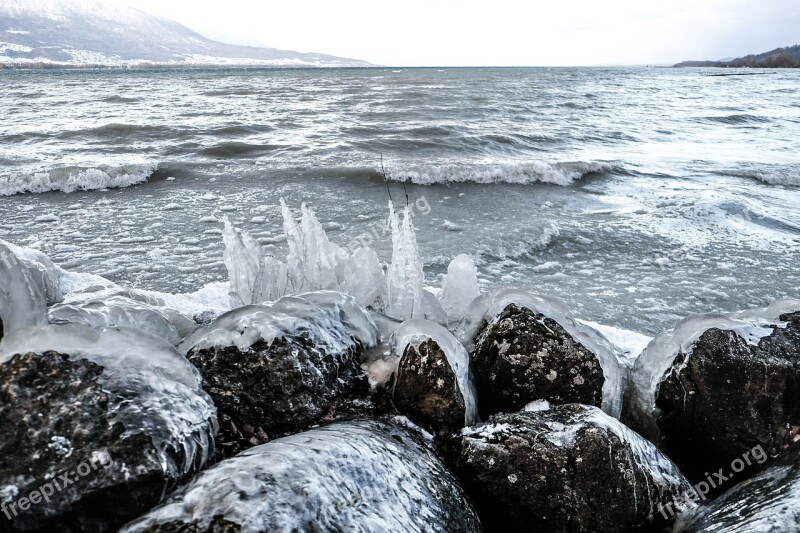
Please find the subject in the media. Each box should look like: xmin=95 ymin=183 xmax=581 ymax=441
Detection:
xmin=102 ymin=0 xmax=799 ymax=66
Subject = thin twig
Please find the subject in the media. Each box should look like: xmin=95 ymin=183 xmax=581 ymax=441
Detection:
xmin=380 ymin=153 xmax=393 ymax=204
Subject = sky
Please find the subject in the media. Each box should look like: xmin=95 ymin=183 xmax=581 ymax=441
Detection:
xmin=99 ymin=0 xmax=800 ymax=66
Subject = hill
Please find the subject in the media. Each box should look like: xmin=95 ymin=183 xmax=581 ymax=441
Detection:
xmin=675 ymin=45 xmax=800 ymax=68
xmin=0 ymin=0 xmax=370 ymax=68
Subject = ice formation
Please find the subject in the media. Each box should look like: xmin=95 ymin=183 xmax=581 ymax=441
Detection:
xmin=340 ymin=247 xmax=386 ymax=310
xmin=385 ymin=203 xmax=424 ymax=320
xmin=223 ymin=200 xmax=441 ymax=320
xmin=389 ymin=319 xmax=478 ymax=425
xmin=438 ymin=254 xmax=480 ymax=324
xmin=0 ymin=324 xmax=217 ymax=476
xmin=121 ymin=420 xmax=480 ymax=532
xmin=456 ymin=288 xmax=626 ymax=418
xmin=628 ymin=298 xmax=800 ymax=440
xmin=224 ymin=202 xmax=391 ymax=311
xmin=178 ymin=291 xmax=379 ymax=356
xmin=223 ymin=216 xmax=288 ymax=306
xmin=421 ymin=289 xmax=448 ymax=326
xmin=48 ymin=287 xmax=196 ymax=346
xmin=0 ymin=240 xmax=49 ymax=333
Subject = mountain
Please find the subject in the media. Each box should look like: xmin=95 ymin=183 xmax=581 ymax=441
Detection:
xmin=675 ymin=45 xmax=800 ymax=68
xmin=0 ymin=0 xmax=370 ymax=68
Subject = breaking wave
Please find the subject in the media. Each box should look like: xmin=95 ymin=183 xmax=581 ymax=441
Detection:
xmin=0 ymin=163 xmax=157 ymax=196
xmin=719 ymin=163 xmax=800 ymax=187
xmin=387 ymin=161 xmax=622 ymax=186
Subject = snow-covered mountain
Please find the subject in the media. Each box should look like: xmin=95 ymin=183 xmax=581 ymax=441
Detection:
xmin=0 ymin=0 xmax=370 ymax=68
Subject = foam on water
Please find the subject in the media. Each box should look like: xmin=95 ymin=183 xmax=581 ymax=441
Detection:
xmin=0 ymin=163 xmax=157 ymax=196
xmin=388 ymin=161 xmax=619 ymax=186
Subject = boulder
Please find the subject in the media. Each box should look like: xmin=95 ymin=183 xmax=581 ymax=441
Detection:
xmin=0 ymin=325 xmax=217 ymax=532
xmin=187 ymin=336 xmax=368 ymax=457
xmin=624 ymin=300 xmax=800 ymax=485
xmin=443 ymin=404 xmax=692 ymax=532
xmin=179 ymin=291 xmax=379 ymax=457
xmin=394 ymin=339 xmax=468 ymax=433
xmin=674 ymin=443 xmax=797 ymax=532
xmin=472 ymin=303 xmax=604 ymax=417
xmin=389 ymin=320 xmax=478 ymax=434
xmin=121 ymin=420 xmax=482 ymax=533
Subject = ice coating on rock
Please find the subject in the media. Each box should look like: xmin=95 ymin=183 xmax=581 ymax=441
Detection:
xmin=438 ymin=254 xmax=480 ymax=324
xmin=628 ymin=298 xmax=800 ymax=440
xmin=459 ymin=405 xmax=695 ymax=522
xmin=0 ymin=240 xmax=49 ymax=333
xmin=223 ymin=216 xmax=289 ymax=306
xmin=49 ymin=294 xmax=183 ymax=345
xmin=178 ymin=290 xmax=379 ymax=356
xmin=121 ymin=420 xmax=480 ymax=533
xmin=390 ymin=319 xmax=478 ymax=425
xmin=456 ymin=288 xmax=625 ymax=417
xmin=673 ymin=446 xmax=800 ymax=532
xmin=0 ymin=324 xmax=217 ymax=476
xmin=386 ymin=203 xmax=424 ymax=321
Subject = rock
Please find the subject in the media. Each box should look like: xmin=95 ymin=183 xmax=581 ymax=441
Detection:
xmin=443 ymin=404 xmax=692 ymax=532
xmin=624 ymin=300 xmax=800 ymax=485
xmin=394 ymin=338 xmax=467 ymax=434
xmin=674 ymin=443 xmax=797 ymax=532
xmin=472 ymin=303 xmax=605 ymax=418
xmin=179 ymin=292 xmax=379 ymax=457
xmin=187 ymin=336 xmax=368 ymax=457
xmin=388 ymin=319 xmax=478 ymax=434
xmin=121 ymin=420 xmax=482 ymax=533
xmin=0 ymin=325 xmax=217 ymax=532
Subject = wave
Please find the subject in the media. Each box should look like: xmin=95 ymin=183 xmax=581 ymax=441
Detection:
xmin=102 ymin=95 xmax=140 ymax=104
xmin=199 ymin=141 xmax=278 ymax=158
xmin=697 ymin=114 xmax=771 ymax=126
xmin=478 ymin=224 xmax=560 ymax=260
xmin=719 ymin=163 xmax=800 ymax=187
xmin=386 ymin=161 xmax=621 ymax=186
xmin=0 ymin=163 xmax=157 ymax=196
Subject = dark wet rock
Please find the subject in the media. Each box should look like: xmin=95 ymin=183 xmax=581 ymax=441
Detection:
xmin=122 ymin=420 xmax=482 ymax=533
xmin=442 ymin=404 xmax=692 ymax=532
xmin=472 ymin=303 xmax=604 ymax=417
xmin=393 ymin=338 xmax=467 ymax=434
xmin=187 ymin=336 xmax=369 ymax=458
xmin=644 ymin=312 xmax=800 ymax=485
xmin=674 ymin=442 xmax=798 ymax=532
xmin=0 ymin=349 xmax=216 ymax=532
xmin=134 ymin=516 xmax=242 ymax=533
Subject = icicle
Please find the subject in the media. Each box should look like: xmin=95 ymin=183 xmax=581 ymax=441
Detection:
xmin=222 ymin=216 xmax=264 ymax=307
xmin=299 ymin=203 xmax=348 ymax=291
xmin=281 ymin=198 xmax=307 ymax=293
xmin=386 ymin=203 xmax=424 ymax=321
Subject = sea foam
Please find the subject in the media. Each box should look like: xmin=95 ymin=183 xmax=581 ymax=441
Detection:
xmin=387 ymin=161 xmax=619 ymax=186
xmin=0 ymin=163 xmax=157 ymax=196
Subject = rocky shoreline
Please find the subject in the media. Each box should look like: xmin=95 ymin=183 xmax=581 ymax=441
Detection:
xmin=1 ymin=204 xmax=799 ymax=531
